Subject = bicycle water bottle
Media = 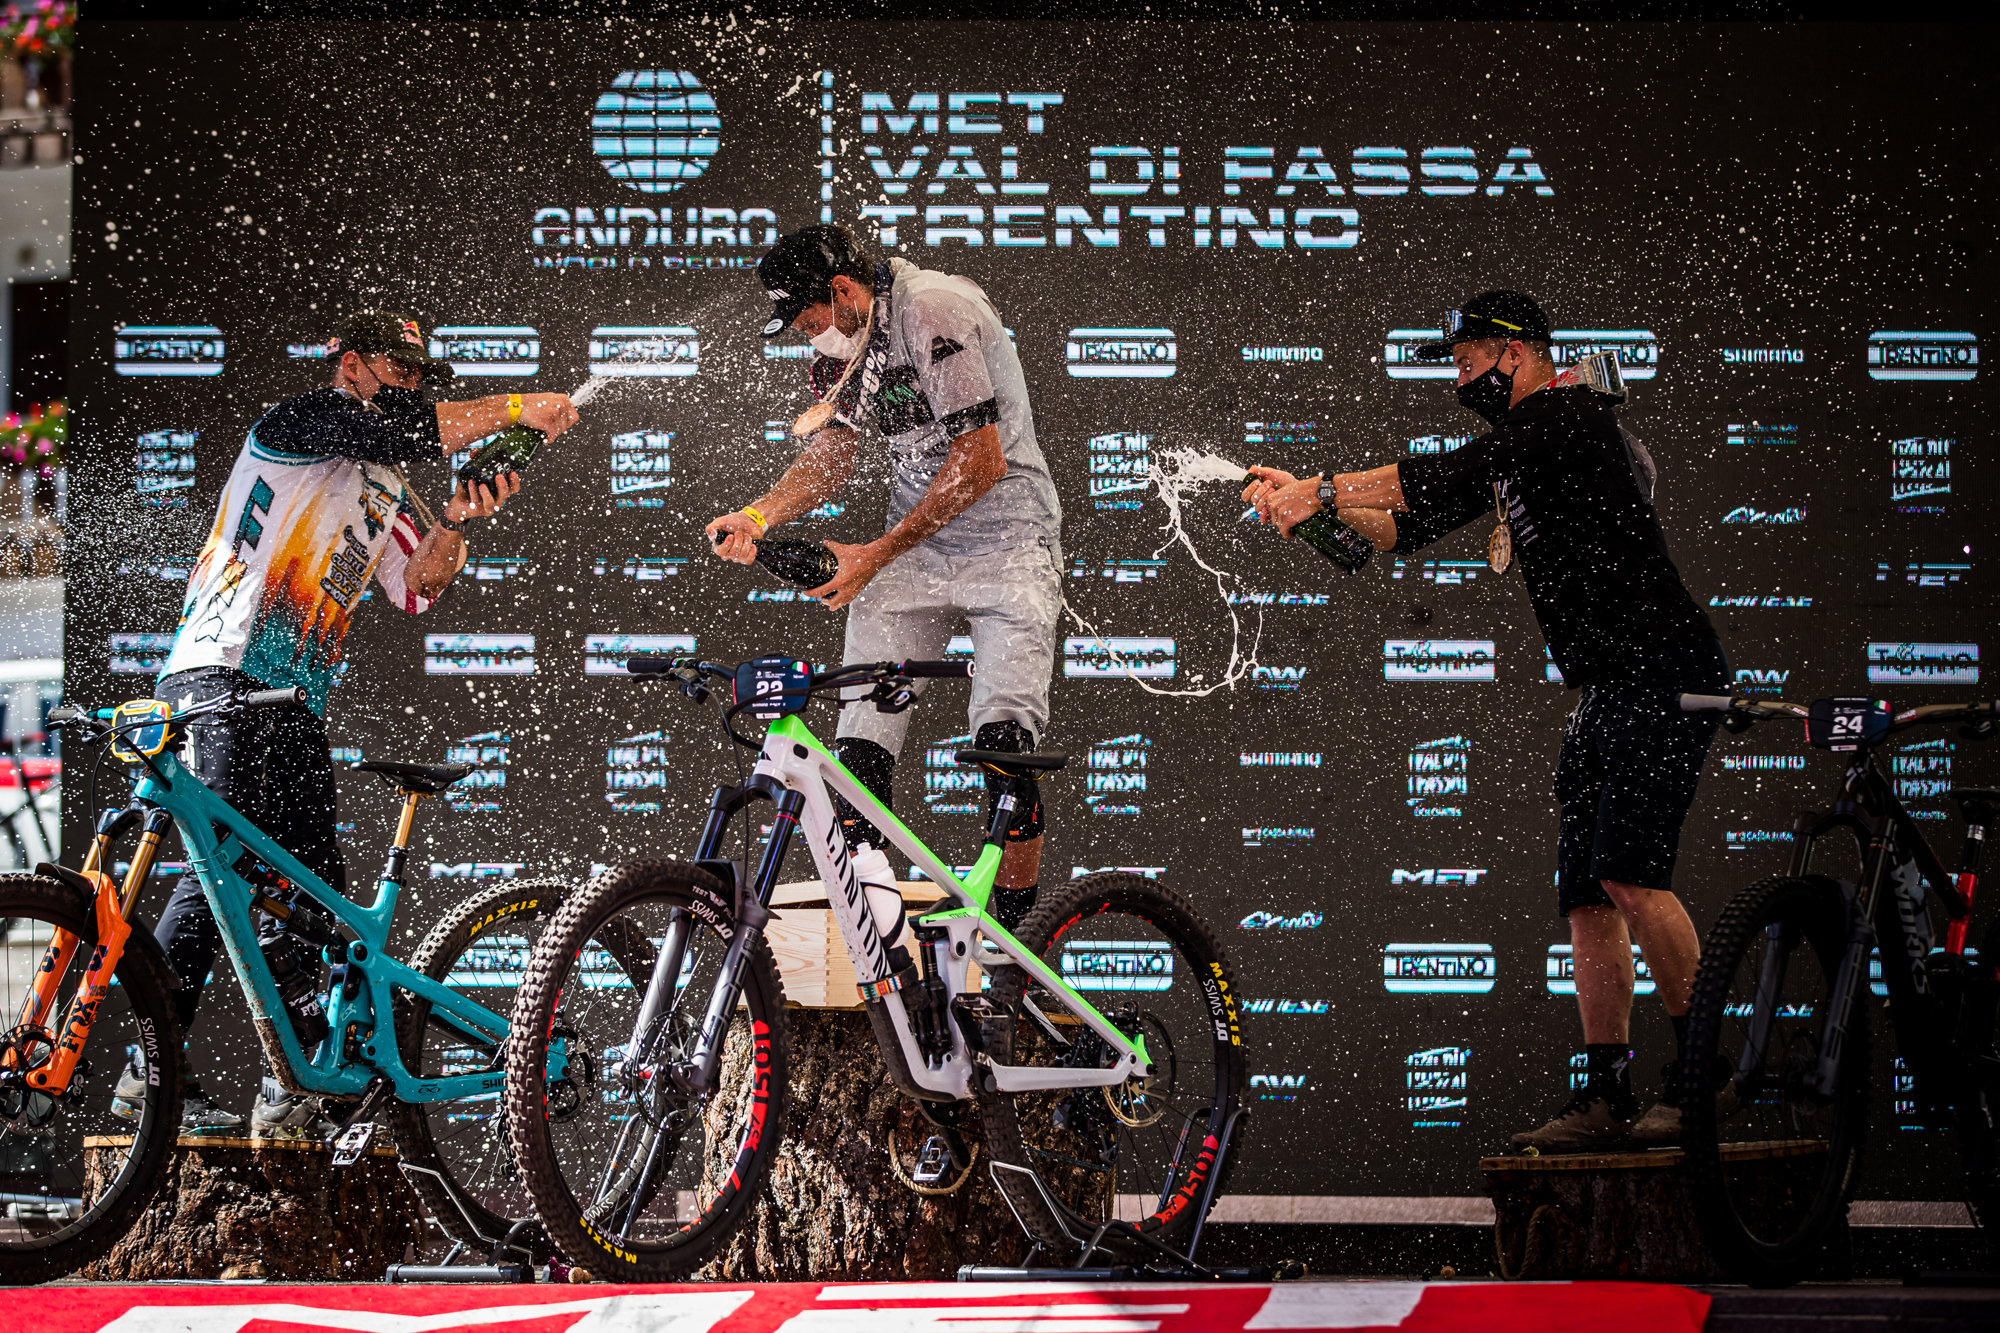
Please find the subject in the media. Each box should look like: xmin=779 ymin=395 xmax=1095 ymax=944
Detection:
xmin=1243 ymin=473 xmax=1375 ymax=574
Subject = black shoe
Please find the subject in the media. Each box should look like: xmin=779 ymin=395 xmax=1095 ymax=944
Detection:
xmin=1509 ymin=1091 xmax=1639 ymax=1153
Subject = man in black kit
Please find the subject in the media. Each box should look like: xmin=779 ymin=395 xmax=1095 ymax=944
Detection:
xmin=1246 ymin=291 xmax=1729 ymax=1151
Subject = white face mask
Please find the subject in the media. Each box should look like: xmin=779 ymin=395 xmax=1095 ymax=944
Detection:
xmin=810 ymin=320 xmax=865 ymax=361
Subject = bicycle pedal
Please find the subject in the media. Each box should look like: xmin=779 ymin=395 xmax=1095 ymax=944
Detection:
xmin=911 ymin=1134 xmax=951 ymax=1184
xmin=331 ymin=1120 xmax=375 ymax=1166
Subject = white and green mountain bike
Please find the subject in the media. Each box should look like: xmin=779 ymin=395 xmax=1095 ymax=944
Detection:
xmin=503 ymin=654 xmax=1247 ymax=1279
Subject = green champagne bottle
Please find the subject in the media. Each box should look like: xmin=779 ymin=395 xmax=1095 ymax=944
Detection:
xmin=456 ymin=425 xmax=542 ymax=487
xmin=1242 ymin=473 xmax=1375 ymax=574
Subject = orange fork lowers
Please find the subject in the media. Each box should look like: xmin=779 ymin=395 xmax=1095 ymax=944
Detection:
xmin=14 ymin=810 xmax=170 ymax=1095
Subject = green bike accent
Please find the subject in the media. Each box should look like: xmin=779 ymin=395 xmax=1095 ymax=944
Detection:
xmin=763 ymin=714 xmax=1148 ymax=1072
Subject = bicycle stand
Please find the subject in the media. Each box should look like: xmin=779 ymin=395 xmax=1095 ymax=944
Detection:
xmin=384 ymin=1164 xmax=545 ymax=1283
xmin=960 ymin=1106 xmax=1300 ymax=1283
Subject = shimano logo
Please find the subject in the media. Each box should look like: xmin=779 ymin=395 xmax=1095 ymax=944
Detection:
xmin=1383 ymin=943 xmax=1496 ymax=993
xmin=1868 ymin=642 xmax=1980 ymax=685
xmin=1877 ymin=562 xmax=1969 ymax=589
xmin=1071 ymin=556 xmax=1165 ymax=584
xmin=1723 ymin=348 xmax=1805 ymax=365
xmin=114 ymin=324 xmax=225 ymax=377
xmin=108 ymin=632 xmax=174 ymax=675
xmin=1240 ymin=910 xmax=1324 ymax=930
xmin=1722 ymin=755 xmax=1808 ymax=771
xmin=1384 ymin=640 xmax=1496 ymax=682
xmin=1392 ymin=559 xmax=1485 ymax=586
xmin=1547 ymin=944 xmax=1654 ymax=996
xmin=1241 ymin=345 xmax=1323 ymax=362
xmin=1240 ymin=751 xmax=1321 ymax=767
xmin=1721 ymin=505 xmax=1808 ymax=525
xmin=1064 ymin=636 xmax=1176 ymax=679
xmin=424 ymin=633 xmax=536 ymax=676
xmin=1391 ymin=868 xmax=1489 ymax=887
xmin=1066 ymin=328 xmax=1177 ymax=379
xmin=1252 ymin=665 xmax=1308 ymax=690
xmin=1085 ymin=733 xmax=1149 ymax=816
xmin=1734 ymin=667 xmax=1791 ymax=694
xmin=585 ymin=633 xmax=694 ymax=676
xmin=1242 ymin=826 xmax=1314 ymax=847
xmin=1868 ymin=331 xmax=1978 ymax=382
xmin=610 ymin=430 xmax=674 ymax=504
xmin=430 ymin=325 xmax=540 ymax=377
xmin=1061 ymin=939 xmax=1173 ymax=991
xmin=465 ymin=556 xmax=528 ymax=582
xmin=589 ymin=326 xmax=698 ymax=376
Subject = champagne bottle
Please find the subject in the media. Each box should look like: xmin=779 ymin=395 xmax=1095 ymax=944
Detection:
xmin=456 ymin=425 xmax=542 ymax=487
xmin=1242 ymin=473 xmax=1375 ymax=574
xmin=751 ymin=539 xmax=840 ymax=589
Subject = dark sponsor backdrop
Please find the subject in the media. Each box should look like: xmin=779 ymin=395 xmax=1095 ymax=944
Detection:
xmin=66 ymin=20 xmax=1990 ymax=1199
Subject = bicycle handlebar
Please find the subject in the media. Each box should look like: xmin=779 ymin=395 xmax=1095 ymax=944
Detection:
xmin=1681 ymin=693 xmax=1997 ymax=736
xmin=888 ymin=660 xmax=973 ymax=679
xmin=245 ymin=687 xmax=307 ymax=709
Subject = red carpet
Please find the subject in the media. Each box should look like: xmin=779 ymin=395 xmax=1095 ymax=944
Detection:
xmin=22 ymin=1280 xmax=1711 ymax=1333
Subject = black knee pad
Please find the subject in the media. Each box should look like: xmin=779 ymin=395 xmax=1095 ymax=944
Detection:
xmin=832 ymin=737 xmax=895 ymax=851
xmin=976 ymin=721 xmax=1045 ymax=842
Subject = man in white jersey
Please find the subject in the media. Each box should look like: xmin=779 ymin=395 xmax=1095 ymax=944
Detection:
xmin=707 ymin=225 xmax=1063 ymax=948
xmin=112 ymin=311 xmax=578 ymax=1136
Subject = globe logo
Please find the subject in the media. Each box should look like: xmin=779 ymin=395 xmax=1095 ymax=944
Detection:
xmin=592 ymin=70 xmax=720 ymax=193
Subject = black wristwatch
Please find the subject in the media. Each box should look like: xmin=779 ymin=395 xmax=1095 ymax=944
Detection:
xmin=1316 ymin=480 xmax=1338 ymax=507
xmin=439 ymin=514 xmax=465 ymax=533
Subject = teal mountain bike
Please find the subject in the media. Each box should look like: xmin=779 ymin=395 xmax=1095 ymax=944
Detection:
xmin=505 ymin=654 xmax=1247 ymax=1280
xmin=0 ymin=686 xmax=585 ymax=1283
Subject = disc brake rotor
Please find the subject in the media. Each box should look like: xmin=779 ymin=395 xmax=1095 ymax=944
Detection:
xmin=1102 ymin=1009 xmax=1175 ymax=1128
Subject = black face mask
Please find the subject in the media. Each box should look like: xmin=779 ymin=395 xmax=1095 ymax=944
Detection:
xmin=1456 ymin=356 xmax=1516 ymax=426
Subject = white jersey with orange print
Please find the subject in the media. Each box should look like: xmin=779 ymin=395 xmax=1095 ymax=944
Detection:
xmin=161 ymin=430 xmax=435 ymax=714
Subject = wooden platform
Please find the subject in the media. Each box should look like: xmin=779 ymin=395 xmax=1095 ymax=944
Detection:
xmin=1480 ymin=1140 xmax=1850 ymax=1281
xmin=76 ymin=1130 xmax=421 ymax=1280
xmin=766 ymin=879 xmax=961 ymax=1009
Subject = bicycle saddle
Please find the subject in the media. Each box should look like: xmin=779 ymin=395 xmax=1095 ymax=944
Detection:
xmin=954 ymin=749 xmax=1068 ymax=779
xmin=350 ymin=760 xmax=475 ymax=795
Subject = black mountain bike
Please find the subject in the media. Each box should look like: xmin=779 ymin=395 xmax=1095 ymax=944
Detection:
xmin=1678 ymin=690 xmax=1999 ymax=1286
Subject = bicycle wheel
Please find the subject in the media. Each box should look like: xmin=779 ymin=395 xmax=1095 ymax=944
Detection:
xmin=505 ymin=860 xmax=790 ymax=1280
xmin=1957 ymin=915 xmax=2000 ymax=1263
xmin=392 ymin=877 xmax=605 ymax=1253
xmin=1683 ymin=874 xmax=1869 ymax=1287
xmin=980 ymin=871 xmax=1247 ymax=1254
xmin=0 ymin=872 xmax=184 ymax=1285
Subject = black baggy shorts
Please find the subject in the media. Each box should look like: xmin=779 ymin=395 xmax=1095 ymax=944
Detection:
xmin=1554 ymin=643 xmax=1728 ymax=916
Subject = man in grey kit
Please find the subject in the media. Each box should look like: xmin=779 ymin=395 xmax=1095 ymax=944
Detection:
xmin=707 ymin=224 xmax=1063 ymax=934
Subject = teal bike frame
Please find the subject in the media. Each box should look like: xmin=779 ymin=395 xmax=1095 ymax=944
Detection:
xmin=128 ymin=748 xmax=554 ymax=1103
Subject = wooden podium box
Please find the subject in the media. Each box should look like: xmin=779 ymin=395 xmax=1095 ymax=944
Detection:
xmin=764 ymin=879 xmax=951 ymax=1009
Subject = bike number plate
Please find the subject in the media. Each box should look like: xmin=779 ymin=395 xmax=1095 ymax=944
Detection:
xmin=734 ymin=657 xmax=810 ymax=721
xmin=1807 ymin=696 xmax=1892 ymax=751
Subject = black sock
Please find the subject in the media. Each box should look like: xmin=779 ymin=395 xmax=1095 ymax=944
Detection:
xmin=1669 ymin=1014 xmax=1689 ymax=1066
xmin=992 ymin=885 xmax=1038 ymax=933
xmin=1583 ymin=1043 xmax=1635 ymax=1106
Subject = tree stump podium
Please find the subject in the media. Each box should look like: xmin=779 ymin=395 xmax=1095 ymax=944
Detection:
xmin=1480 ymin=1141 xmax=1853 ymax=1282
xmin=75 ymin=1135 xmax=422 ymax=1281
xmin=692 ymin=880 xmax=1041 ymax=1280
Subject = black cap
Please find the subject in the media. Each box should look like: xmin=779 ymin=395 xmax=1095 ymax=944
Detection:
xmin=756 ymin=225 xmax=860 ymax=338
xmin=1413 ymin=290 xmax=1552 ymax=361
xmin=330 ymin=310 xmax=456 ymax=386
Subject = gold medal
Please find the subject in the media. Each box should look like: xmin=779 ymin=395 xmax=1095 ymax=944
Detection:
xmin=792 ymin=401 xmax=838 ymax=438
xmin=1488 ymin=481 xmax=1514 ymax=574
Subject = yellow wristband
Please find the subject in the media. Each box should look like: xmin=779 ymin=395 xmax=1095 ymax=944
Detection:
xmin=507 ymin=393 xmax=523 ymax=425
xmin=740 ymin=506 xmax=768 ymax=531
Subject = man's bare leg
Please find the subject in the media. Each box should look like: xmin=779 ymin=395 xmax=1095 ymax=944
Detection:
xmin=1570 ymin=904 xmax=1637 ymax=1043
xmin=1600 ymin=880 xmax=1699 ymax=1017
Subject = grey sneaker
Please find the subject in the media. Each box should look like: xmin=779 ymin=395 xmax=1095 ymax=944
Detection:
xmin=109 ymin=1062 xmax=149 ymax=1122
xmin=180 ymin=1081 xmax=247 ymax=1136
xmin=251 ymin=1078 xmax=338 ymax=1142
xmin=1510 ymin=1092 xmax=1639 ymax=1154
